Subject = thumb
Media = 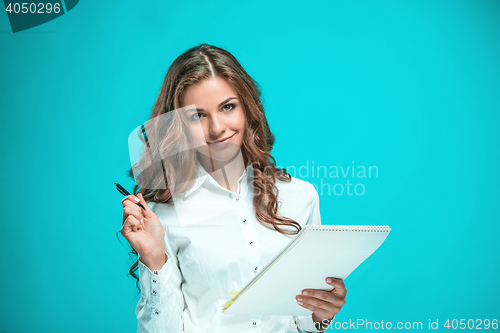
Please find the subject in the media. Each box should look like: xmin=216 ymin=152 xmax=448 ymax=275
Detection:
xmin=137 ymin=193 xmax=154 ymax=218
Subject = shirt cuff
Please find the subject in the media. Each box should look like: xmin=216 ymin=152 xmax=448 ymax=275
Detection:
xmin=294 ymin=314 xmax=335 ymax=332
xmin=137 ymin=252 xmax=174 ymax=316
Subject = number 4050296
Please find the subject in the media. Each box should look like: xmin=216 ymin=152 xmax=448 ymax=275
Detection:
xmin=444 ymin=319 xmax=498 ymax=330
xmin=5 ymin=2 xmax=61 ymax=14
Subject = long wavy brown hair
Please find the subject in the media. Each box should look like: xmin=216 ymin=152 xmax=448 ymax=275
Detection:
xmin=119 ymin=43 xmax=302 ymax=293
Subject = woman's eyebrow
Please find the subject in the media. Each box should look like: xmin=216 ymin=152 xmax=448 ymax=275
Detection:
xmin=187 ymin=97 xmax=238 ymax=112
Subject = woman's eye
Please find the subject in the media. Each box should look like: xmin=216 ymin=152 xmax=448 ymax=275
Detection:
xmin=191 ymin=113 xmax=204 ymax=121
xmin=223 ymin=104 xmax=235 ymax=111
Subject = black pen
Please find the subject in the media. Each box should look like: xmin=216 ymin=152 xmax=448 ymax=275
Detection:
xmin=115 ymin=182 xmax=146 ymax=211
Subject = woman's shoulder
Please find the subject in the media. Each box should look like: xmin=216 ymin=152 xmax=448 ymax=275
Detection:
xmin=274 ymin=176 xmax=319 ymax=229
xmin=275 ymin=175 xmax=318 ymax=204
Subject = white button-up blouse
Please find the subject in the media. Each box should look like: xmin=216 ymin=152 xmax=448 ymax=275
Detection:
xmin=135 ymin=161 xmax=326 ymax=333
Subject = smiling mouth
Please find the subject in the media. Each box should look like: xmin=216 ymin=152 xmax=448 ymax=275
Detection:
xmin=208 ymin=133 xmax=236 ymax=144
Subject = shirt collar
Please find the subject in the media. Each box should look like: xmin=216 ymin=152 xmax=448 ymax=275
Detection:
xmin=183 ymin=160 xmax=253 ymax=199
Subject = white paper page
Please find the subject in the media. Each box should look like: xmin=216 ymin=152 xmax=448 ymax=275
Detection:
xmin=223 ymin=225 xmax=391 ymax=315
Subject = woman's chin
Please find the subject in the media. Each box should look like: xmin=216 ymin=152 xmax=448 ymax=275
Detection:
xmin=197 ymin=143 xmax=241 ymax=163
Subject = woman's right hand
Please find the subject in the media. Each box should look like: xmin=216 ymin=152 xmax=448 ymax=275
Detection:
xmin=120 ymin=193 xmax=166 ymax=269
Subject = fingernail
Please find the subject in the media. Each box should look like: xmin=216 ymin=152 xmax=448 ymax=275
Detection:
xmin=134 ymin=197 xmax=140 ymax=202
xmin=297 ymin=297 xmax=303 ymax=301
xmin=140 ymin=218 xmax=144 ymax=224
xmin=302 ymin=291 xmax=308 ymax=295
xmin=327 ymin=278 xmax=332 ymax=283
xmin=297 ymin=301 xmax=303 ymax=305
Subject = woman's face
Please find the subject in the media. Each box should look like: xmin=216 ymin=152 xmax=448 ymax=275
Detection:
xmin=182 ymin=76 xmax=246 ymax=163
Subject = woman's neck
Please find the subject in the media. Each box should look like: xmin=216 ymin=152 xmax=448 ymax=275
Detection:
xmin=198 ymin=149 xmax=245 ymax=193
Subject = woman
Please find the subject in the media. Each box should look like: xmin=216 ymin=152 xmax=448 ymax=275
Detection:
xmin=120 ymin=44 xmax=346 ymax=332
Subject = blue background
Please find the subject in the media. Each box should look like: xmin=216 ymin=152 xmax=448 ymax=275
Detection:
xmin=1 ymin=0 xmax=499 ymax=331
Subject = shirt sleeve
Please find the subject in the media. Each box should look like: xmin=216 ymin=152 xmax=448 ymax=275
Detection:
xmin=293 ymin=183 xmax=333 ymax=333
xmin=135 ymin=211 xmax=187 ymax=333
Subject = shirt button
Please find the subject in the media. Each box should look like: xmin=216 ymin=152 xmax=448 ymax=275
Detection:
xmin=152 ymin=290 xmax=158 ymax=295
xmin=152 ymin=308 xmax=160 ymax=315
xmin=248 ymin=241 xmax=253 ymax=246
xmin=252 ymin=321 xmax=258 ymax=327
xmin=235 ymin=197 xmax=240 ymax=202
xmin=254 ymin=266 xmax=258 ymax=272
xmin=242 ymin=219 xmax=247 ymax=224
xmin=152 ymin=278 xmax=157 ymax=284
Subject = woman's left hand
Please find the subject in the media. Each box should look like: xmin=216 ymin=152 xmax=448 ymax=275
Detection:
xmin=296 ymin=277 xmax=347 ymax=323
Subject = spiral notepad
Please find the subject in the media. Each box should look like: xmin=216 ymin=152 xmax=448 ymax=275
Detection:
xmin=222 ymin=224 xmax=391 ymax=316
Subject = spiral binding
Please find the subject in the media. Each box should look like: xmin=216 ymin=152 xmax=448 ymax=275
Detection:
xmin=307 ymin=225 xmax=391 ymax=232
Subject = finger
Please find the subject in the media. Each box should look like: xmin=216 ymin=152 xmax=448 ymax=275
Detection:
xmin=121 ymin=214 xmax=142 ymax=234
xmin=295 ymin=289 xmax=345 ymax=308
xmin=123 ymin=205 xmax=144 ymax=226
xmin=296 ymin=297 xmax=339 ymax=321
xmin=326 ymin=277 xmax=347 ymax=296
xmin=137 ymin=193 xmax=154 ymax=217
xmin=297 ymin=290 xmax=336 ymax=304
xmin=123 ymin=215 xmax=129 ymax=227
xmin=123 ymin=198 xmax=143 ymax=214
xmin=121 ymin=194 xmax=141 ymax=206
xmin=298 ymin=293 xmax=346 ymax=309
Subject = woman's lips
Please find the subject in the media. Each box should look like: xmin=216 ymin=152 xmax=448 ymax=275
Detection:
xmin=208 ymin=133 xmax=235 ymax=147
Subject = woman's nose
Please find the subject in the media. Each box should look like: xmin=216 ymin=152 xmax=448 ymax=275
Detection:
xmin=208 ymin=114 xmax=225 ymax=138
